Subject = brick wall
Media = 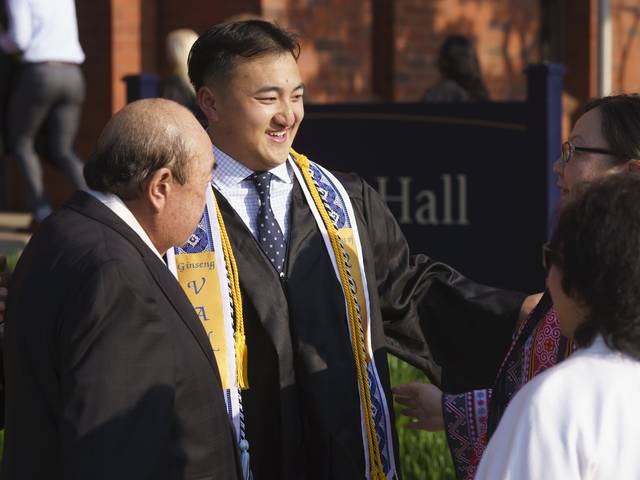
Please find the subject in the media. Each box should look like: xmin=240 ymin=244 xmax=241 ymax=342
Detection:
xmin=156 ymin=0 xmax=260 ymax=76
xmin=561 ymin=0 xmax=598 ymax=127
xmin=76 ymin=0 xmax=112 ymax=159
xmin=264 ymin=0 xmax=540 ymax=103
xmin=264 ymin=0 xmax=374 ymax=102
xmin=612 ymin=0 xmax=640 ymax=94
xmin=111 ymin=0 xmax=144 ymax=113
xmin=393 ymin=0 xmax=540 ymax=102
xmin=74 ymin=0 xmax=544 ymax=113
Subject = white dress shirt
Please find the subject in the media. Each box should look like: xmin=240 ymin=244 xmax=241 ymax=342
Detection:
xmin=0 ymin=0 xmax=85 ymax=63
xmin=475 ymin=335 xmax=640 ymax=480
xmin=211 ymin=145 xmax=294 ymax=241
xmin=89 ymin=190 xmax=163 ymax=261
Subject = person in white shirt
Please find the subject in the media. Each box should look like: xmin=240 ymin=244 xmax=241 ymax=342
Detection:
xmin=475 ymin=172 xmax=640 ymax=480
xmin=0 ymin=0 xmax=86 ymax=226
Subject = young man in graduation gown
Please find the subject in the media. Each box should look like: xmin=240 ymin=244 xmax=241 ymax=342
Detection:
xmin=186 ymin=20 xmax=535 ymax=480
xmin=2 ymin=99 xmax=241 ymax=480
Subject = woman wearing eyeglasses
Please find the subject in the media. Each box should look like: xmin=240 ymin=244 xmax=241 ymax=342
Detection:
xmin=475 ymin=172 xmax=640 ymax=479
xmin=555 ymin=95 xmax=640 ymax=200
xmin=394 ymin=93 xmax=640 ymax=480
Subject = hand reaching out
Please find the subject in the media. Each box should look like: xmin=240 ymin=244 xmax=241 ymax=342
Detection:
xmin=393 ymin=382 xmax=445 ymax=432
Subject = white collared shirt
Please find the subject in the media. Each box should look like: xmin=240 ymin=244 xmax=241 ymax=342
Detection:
xmin=0 ymin=0 xmax=85 ymax=63
xmin=476 ymin=335 xmax=640 ymax=480
xmin=211 ymin=145 xmax=294 ymax=241
xmin=89 ymin=190 xmax=163 ymax=261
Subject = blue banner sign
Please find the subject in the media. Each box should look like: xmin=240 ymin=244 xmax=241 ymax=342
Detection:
xmin=294 ymin=100 xmax=555 ymax=293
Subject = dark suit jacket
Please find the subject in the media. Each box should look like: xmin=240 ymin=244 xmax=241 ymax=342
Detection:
xmin=215 ymin=172 xmax=524 ymax=480
xmin=3 ymin=192 xmax=240 ymax=480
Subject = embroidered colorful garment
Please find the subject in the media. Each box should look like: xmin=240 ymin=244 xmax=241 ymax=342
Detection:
xmin=442 ymin=292 xmax=575 ymax=480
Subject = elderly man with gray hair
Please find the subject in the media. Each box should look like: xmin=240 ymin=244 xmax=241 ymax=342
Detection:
xmin=2 ymin=99 xmax=241 ymax=480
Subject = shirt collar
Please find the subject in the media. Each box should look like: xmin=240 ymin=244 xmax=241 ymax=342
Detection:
xmin=583 ymin=334 xmax=611 ymax=355
xmin=269 ymin=161 xmax=293 ymax=184
xmin=211 ymin=145 xmax=292 ymax=188
xmin=88 ymin=190 xmax=164 ymax=260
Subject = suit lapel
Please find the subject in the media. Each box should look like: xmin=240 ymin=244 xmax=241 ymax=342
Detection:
xmin=66 ymin=191 xmax=223 ymax=383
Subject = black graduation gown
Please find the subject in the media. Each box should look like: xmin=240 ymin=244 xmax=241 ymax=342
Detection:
xmin=214 ymin=171 xmax=524 ymax=480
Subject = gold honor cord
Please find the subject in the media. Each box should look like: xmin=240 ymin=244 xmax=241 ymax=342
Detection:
xmin=291 ymin=150 xmax=385 ymax=479
xmin=215 ymin=198 xmax=249 ymax=390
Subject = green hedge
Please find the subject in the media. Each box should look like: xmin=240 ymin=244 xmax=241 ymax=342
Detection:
xmin=388 ymin=355 xmax=456 ymax=480
xmin=6 ymin=251 xmax=20 ymax=273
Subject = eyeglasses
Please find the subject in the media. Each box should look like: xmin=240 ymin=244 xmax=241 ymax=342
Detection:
xmin=560 ymin=141 xmax=622 ymax=165
xmin=542 ymin=242 xmax=559 ymax=272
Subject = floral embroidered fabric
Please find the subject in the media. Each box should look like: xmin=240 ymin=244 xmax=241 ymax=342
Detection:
xmin=442 ymin=292 xmax=575 ymax=480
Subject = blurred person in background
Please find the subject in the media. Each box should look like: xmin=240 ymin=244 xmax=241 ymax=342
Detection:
xmin=160 ymin=28 xmax=205 ymax=126
xmin=0 ymin=0 xmax=86 ymax=228
xmin=476 ymin=172 xmax=640 ymax=479
xmin=422 ymin=35 xmax=489 ymax=102
xmin=395 ymin=93 xmax=640 ymax=480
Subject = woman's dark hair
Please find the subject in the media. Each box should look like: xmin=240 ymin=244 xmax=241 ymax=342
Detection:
xmin=188 ymin=20 xmax=300 ymax=91
xmin=437 ymin=35 xmax=489 ymax=101
xmin=584 ymin=94 xmax=640 ymax=164
xmin=548 ymin=172 xmax=640 ymax=359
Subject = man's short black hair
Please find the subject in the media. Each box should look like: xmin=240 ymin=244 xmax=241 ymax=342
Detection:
xmin=188 ymin=20 xmax=300 ymax=91
xmin=549 ymin=172 xmax=640 ymax=359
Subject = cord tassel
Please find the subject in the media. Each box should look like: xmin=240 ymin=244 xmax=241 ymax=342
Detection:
xmin=215 ymin=196 xmax=249 ymax=390
xmin=234 ymin=332 xmax=249 ymax=390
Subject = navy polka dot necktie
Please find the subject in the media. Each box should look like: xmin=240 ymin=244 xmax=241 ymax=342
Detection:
xmin=249 ymin=172 xmax=287 ymax=274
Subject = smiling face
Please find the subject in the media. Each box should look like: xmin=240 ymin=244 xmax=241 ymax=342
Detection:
xmin=553 ymin=107 xmax=627 ymax=204
xmin=203 ymin=52 xmax=304 ymax=171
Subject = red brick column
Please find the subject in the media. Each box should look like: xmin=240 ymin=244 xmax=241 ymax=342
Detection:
xmin=563 ymin=0 xmax=599 ymax=119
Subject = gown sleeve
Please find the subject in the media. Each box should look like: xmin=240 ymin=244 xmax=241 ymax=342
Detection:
xmin=358 ymin=178 xmax=526 ymax=392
